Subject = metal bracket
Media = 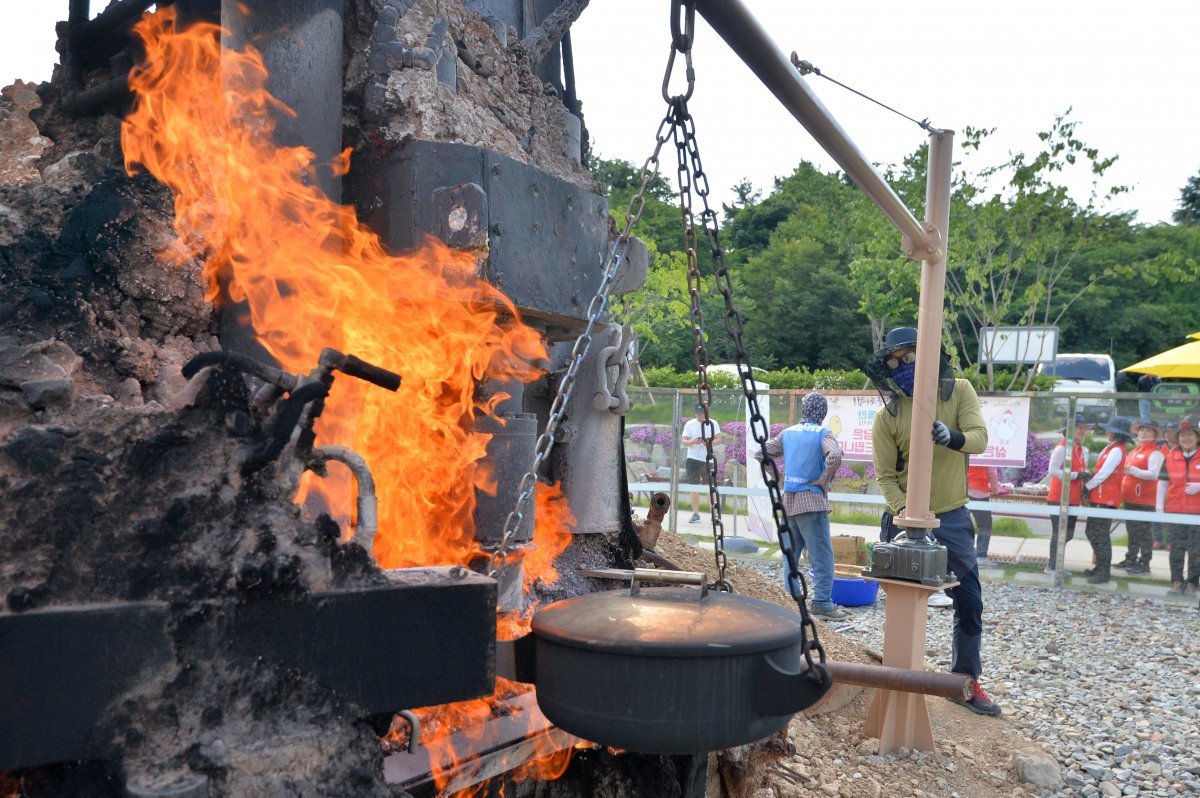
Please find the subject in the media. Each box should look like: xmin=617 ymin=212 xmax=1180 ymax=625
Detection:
xmin=592 ymin=324 xmax=635 ymax=413
xmin=901 ymin=222 xmax=943 ymax=262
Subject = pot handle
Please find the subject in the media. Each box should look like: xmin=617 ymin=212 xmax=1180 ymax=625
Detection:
xmin=755 ymin=651 xmax=832 ymax=716
xmin=630 ymin=568 xmax=708 ymax=598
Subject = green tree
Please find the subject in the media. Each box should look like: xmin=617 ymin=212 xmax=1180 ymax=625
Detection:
xmin=944 ymin=113 xmax=1140 ymax=390
xmin=1174 ymin=168 xmax=1200 ymax=225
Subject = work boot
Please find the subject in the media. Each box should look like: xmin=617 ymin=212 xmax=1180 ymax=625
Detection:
xmin=1113 ymin=560 xmax=1132 ymax=570
xmin=949 ymin=681 xmax=1002 ymax=717
xmin=1126 ymin=564 xmax=1151 ymax=576
xmin=1086 ymin=573 xmax=1110 ymax=584
xmin=1083 ymin=568 xmax=1097 ymax=577
xmin=811 ymin=605 xmax=848 ymax=621
xmin=1168 ymin=581 xmax=1186 ymax=596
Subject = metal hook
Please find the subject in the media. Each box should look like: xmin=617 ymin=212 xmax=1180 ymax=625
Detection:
xmin=661 ymin=45 xmax=696 ymax=105
xmin=670 ymin=0 xmax=696 ymax=52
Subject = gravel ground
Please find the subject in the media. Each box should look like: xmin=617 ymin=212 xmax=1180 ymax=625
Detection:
xmin=734 ymin=558 xmax=1200 ymax=797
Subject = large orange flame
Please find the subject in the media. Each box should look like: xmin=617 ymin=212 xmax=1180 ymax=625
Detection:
xmin=122 ymin=7 xmax=580 ymax=791
xmin=122 ymin=7 xmax=546 ymax=567
xmin=409 ymin=481 xmax=579 ymax=795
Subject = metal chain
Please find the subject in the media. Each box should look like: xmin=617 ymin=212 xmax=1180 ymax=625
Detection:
xmin=670 ymin=91 xmax=826 ymax=670
xmin=672 ymin=99 xmax=730 ymax=592
xmin=488 ymin=112 xmax=677 ymax=579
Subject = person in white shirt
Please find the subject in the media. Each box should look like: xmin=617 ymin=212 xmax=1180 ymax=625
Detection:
xmin=1116 ymin=419 xmax=1166 ymax=575
xmin=681 ymin=404 xmax=721 ymax=523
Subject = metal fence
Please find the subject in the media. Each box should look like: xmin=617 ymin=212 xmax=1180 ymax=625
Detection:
xmin=622 ymin=387 xmax=1200 ymax=539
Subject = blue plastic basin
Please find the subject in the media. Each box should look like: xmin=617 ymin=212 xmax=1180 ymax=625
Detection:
xmin=831 ymin=577 xmax=879 ymax=607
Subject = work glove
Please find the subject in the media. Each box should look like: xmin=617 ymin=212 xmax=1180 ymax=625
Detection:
xmin=931 ymin=421 xmax=965 ymax=450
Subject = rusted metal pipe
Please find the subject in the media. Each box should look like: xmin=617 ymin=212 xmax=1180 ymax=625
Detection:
xmin=310 ymin=445 xmax=378 ymax=554
xmin=61 ymin=73 xmax=130 ymax=116
xmin=692 ymin=0 xmax=934 ymax=254
xmin=823 ymin=660 xmax=972 ymax=700
xmin=637 ymin=491 xmax=671 ymax=548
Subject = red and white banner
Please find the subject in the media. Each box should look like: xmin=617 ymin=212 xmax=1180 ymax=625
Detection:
xmin=823 ymin=393 xmax=1030 ymax=467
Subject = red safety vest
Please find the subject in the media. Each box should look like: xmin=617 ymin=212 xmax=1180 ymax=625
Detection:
xmin=1122 ymin=442 xmax=1161 ymax=508
xmin=1047 ymin=440 xmax=1085 ymax=506
xmin=1164 ymin=448 xmax=1200 ymax=514
xmin=967 ymin=466 xmax=991 ymax=497
xmin=1089 ymin=442 xmax=1126 ymax=508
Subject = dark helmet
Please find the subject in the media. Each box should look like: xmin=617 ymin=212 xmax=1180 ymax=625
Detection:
xmin=880 ymin=327 xmax=918 ymax=355
xmin=863 ymin=326 xmax=955 ymax=416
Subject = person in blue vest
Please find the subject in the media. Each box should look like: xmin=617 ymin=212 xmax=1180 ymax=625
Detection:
xmin=755 ymin=392 xmax=847 ymax=620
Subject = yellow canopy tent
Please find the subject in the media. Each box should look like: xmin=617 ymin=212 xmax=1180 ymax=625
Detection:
xmin=1126 ymin=338 xmax=1200 ymax=379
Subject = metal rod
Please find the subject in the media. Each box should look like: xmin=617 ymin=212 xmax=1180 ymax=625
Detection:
xmin=70 ymin=0 xmax=156 ymax=44
xmin=61 ymin=73 xmax=130 ymax=116
xmin=824 ymin=660 xmax=972 ymax=700
xmin=311 ymin=445 xmax=379 ymax=553
xmin=668 ymin=389 xmax=682 ymax=533
xmin=693 ymin=0 xmax=934 ymax=253
xmin=896 ymin=131 xmax=954 ymax=529
xmin=1054 ymin=396 xmax=1077 ymax=588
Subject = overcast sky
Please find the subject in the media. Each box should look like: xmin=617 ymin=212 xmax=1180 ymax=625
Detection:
xmin=4 ymin=1 xmax=1198 ymax=227
xmin=570 ymin=0 xmax=1200 ymax=227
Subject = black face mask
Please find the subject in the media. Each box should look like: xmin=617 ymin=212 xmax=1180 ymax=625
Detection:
xmin=864 ymin=349 xmax=955 ymax=416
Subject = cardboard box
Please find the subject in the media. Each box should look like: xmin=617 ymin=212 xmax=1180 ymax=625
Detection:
xmin=831 ymin=535 xmax=867 ymax=566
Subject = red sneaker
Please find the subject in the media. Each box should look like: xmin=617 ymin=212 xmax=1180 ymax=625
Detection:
xmin=949 ymin=680 xmax=1002 ymax=716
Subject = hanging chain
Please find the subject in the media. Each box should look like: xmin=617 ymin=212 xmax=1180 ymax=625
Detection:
xmin=673 ymin=101 xmax=730 ymax=592
xmin=489 ymin=113 xmax=677 ymax=579
xmin=666 ymin=0 xmax=825 ymax=670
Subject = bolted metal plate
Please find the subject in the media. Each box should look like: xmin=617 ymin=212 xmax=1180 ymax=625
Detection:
xmin=346 ymin=140 xmax=612 ymax=333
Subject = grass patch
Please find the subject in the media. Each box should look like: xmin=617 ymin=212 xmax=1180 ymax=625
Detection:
xmin=829 ymin=509 xmax=882 ymax=526
xmin=992 ymin=518 xmax=1034 ymax=538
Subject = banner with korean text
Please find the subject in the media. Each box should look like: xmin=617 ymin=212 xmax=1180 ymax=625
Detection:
xmin=823 ymin=393 xmax=1030 ymax=467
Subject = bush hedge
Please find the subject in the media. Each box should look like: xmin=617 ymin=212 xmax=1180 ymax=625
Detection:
xmin=640 ymin=365 xmax=1057 ymax=393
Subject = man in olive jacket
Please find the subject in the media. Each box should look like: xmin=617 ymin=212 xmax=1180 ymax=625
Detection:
xmin=866 ymin=327 xmax=1000 ymax=716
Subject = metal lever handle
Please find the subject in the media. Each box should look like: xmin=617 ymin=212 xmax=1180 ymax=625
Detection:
xmin=337 ymin=353 xmax=402 ymax=392
xmin=630 ymin=568 xmax=708 ymax=597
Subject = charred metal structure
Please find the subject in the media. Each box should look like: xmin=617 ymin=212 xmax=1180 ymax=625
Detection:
xmin=1 ymin=0 xmax=650 ymax=794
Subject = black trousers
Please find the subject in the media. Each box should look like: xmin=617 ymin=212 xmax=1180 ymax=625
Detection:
xmin=1048 ymin=512 xmax=1077 ymax=570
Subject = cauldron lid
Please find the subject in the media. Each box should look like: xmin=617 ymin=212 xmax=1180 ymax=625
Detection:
xmin=531 ymin=587 xmax=803 ymax=657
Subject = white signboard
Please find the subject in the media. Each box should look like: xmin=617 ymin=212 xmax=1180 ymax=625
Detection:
xmin=823 ymin=393 xmax=1031 ymax=468
xmin=978 ymin=326 xmax=1058 ymax=365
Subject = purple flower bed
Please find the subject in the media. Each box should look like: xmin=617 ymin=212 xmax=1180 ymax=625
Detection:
xmin=1015 ymin=433 xmax=1055 ymax=485
xmin=626 ymin=425 xmax=675 ymax=454
xmin=627 ymin=425 xmax=655 ymax=444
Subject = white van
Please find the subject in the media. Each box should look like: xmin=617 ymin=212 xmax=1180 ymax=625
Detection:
xmin=1036 ymin=354 xmax=1117 ymax=416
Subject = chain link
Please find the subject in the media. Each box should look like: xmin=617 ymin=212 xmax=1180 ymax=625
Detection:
xmin=672 ymin=99 xmax=729 ymax=592
xmin=488 ymin=113 xmax=677 ymax=579
xmin=670 ymin=97 xmax=826 ymax=672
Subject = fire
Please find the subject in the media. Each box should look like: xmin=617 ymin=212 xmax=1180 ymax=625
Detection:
xmin=122 ymin=7 xmax=580 ymax=794
xmin=410 ymin=481 xmax=579 ymax=795
xmin=122 ymin=7 xmax=545 ymax=568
